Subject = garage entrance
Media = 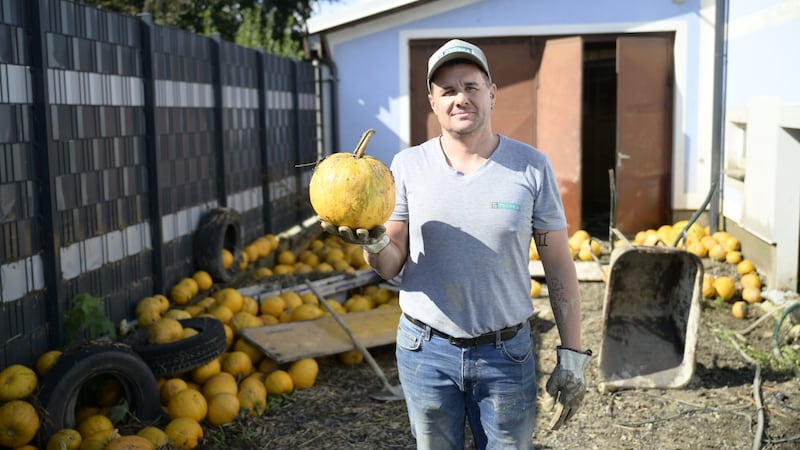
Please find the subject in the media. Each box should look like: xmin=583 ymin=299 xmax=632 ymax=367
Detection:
xmin=410 ymin=33 xmax=674 ymax=238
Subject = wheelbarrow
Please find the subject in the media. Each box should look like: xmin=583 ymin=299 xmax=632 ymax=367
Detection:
xmin=597 ymin=245 xmax=703 ymax=388
xmin=597 ymin=173 xmax=716 ymax=389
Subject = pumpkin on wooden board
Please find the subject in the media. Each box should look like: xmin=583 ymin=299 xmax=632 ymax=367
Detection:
xmin=309 ymin=129 xmax=396 ymax=230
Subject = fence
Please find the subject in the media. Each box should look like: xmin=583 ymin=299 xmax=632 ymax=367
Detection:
xmin=0 ymin=0 xmax=318 ymax=367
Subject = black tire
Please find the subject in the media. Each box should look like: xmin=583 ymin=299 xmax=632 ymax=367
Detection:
xmin=193 ymin=207 xmax=243 ymax=283
xmin=122 ymin=317 xmax=228 ymax=377
xmin=36 ymin=344 xmax=163 ymax=439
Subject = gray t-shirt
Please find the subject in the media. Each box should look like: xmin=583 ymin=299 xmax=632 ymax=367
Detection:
xmin=390 ymin=135 xmax=566 ymax=338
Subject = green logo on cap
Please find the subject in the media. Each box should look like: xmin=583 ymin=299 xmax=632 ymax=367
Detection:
xmin=442 ymin=46 xmax=475 ymax=57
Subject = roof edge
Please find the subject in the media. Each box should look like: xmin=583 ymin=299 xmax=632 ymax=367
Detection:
xmin=307 ymin=0 xmax=428 ymax=34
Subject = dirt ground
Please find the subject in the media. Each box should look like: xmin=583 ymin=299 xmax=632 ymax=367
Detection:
xmin=196 ymin=258 xmax=800 ymax=450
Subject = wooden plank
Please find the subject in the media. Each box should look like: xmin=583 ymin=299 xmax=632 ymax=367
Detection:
xmin=241 ymin=304 xmax=402 ymax=363
xmin=529 ymin=260 xmax=607 ymax=282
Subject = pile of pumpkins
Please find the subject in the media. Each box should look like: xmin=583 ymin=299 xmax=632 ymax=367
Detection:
xmin=526 ymin=220 xmax=767 ymax=320
xmin=625 ymin=220 xmax=765 ymax=320
xmin=0 ymin=232 xmax=397 ymax=450
xmin=528 ymin=229 xmax=604 ymax=264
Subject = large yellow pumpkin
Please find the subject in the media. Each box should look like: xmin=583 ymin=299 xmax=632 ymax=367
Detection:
xmin=0 ymin=364 xmax=38 ymax=401
xmin=167 ymin=388 xmax=208 ymax=422
xmin=0 ymin=400 xmax=40 ymax=447
xmin=309 ymin=129 xmax=395 ymax=230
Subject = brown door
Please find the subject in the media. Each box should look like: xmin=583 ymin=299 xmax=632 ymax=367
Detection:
xmin=614 ymin=35 xmax=674 ymax=235
xmin=536 ymin=36 xmax=583 ymax=235
xmin=409 ymin=37 xmax=540 ymax=146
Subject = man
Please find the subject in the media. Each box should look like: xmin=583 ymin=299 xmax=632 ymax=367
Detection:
xmin=322 ymin=39 xmax=591 ymax=450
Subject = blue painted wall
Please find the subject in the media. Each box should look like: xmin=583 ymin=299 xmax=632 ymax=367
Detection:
xmin=315 ymin=0 xmax=799 ymax=207
xmin=725 ymin=1 xmax=800 ymax=108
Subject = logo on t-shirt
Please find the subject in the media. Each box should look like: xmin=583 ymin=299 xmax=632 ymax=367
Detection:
xmin=491 ymin=201 xmax=520 ymax=211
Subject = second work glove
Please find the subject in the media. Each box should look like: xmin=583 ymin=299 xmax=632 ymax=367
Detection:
xmin=319 ymin=219 xmax=390 ymax=254
xmin=545 ymin=346 xmax=592 ymax=430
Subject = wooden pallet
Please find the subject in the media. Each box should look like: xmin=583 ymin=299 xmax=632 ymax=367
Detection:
xmin=241 ymin=304 xmax=401 ymax=363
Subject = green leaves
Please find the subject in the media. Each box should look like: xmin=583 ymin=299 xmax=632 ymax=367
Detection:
xmin=63 ymin=293 xmax=117 ymax=346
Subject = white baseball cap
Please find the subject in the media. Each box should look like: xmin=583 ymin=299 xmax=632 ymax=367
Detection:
xmin=427 ymin=39 xmax=492 ymax=92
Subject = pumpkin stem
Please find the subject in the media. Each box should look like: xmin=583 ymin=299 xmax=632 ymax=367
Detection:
xmin=353 ymin=129 xmax=375 ymax=158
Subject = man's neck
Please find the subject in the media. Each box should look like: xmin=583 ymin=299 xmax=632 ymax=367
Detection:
xmin=439 ymin=131 xmax=499 ymax=173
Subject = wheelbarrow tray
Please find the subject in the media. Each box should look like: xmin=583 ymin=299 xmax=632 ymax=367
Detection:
xmin=598 ymin=245 xmax=703 ymax=389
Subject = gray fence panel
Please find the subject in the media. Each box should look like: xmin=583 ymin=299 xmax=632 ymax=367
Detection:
xmin=0 ymin=0 xmax=50 ymax=367
xmin=38 ymin=0 xmax=155 ymax=350
xmin=0 ymin=0 xmax=319 ymax=367
xmin=220 ymin=40 xmax=264 ymax=243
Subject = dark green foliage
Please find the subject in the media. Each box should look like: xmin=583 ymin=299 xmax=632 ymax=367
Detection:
xmin=76 ymin=0 xmax=341 ymax=57
xmin=63 ymin=293 xmax=117 ymax=345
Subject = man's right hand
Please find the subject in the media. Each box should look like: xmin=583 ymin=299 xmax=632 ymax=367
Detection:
xmin=319 ymin=219 xmax=390 ymax=254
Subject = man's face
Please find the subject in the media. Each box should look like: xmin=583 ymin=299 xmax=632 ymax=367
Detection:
xmin=428 ymin=63 xmax=495 ymax=136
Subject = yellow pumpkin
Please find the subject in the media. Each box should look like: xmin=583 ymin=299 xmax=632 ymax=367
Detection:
xmin=201 ymin=372 xmax=238 ymax=399
xmin=291 ymin=303 xmax=324 ymax=322
xmin=233 ymin=338 xmax=265 ymax=366
xmin=167 ymin=388 xmax=208 ymax=422
xmin=742 ymin=286 xmax=763 ymax=304
xmin=105 ymin=435 xmax=155 ymax=450
xmin=192 ymin=270 xmax=214 ymax=292
xmin=77 ymin=414 xmax=113 ymax=440
xmin=160 ymin=377 xmax=189 ymax=405
xmin=205 ymin=392 xmax=240 ymax=426
xmin=35 ymin=350 xmax=64 ymax=377
xmin=264 ymin=370 xmax=294 ymax=396
xmin=78 ymin=429 xmax=119 ymax=450
xmin=0 ymin=400 xmax=40 ymax=447
xmin=338 ymin=349 xmax=364 ymax=365
xmin=148 ymin=317 xmax=184 ymax=344
xmin=0 ymin=364 xmax=38 ymax=401
xmin=731 ymin=300 xmax=748 ymax=319
xmin=712 ymin=276 xmax=736 ymax=301
xmin=190 ymin=358 xmax=222 ymax=385
xmin=221 ymin=351 xmax=253 ymax=378
xmin=309 ymin=129 xmax=396 ymax=230
xmin=47 ymin=428 xmax=83 ymax=450
xmin=136 ymin=426 xmax=169 ymax=448
xmin=237 ymin=377 xmax=268 ymax=416
xmin=165 ymin=417 xmax=203 ymax=450
xmin=288 ymin=358 xmax=319 ymax=389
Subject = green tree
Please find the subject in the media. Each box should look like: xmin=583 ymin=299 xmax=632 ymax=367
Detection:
xmin=235 ymin=4 xmax=302 ymax=58
xmin=77 ymin=0 xmax=339 ymax=57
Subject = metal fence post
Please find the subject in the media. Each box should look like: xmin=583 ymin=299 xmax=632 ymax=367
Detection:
xmin=210 ymin=32 xmax=227 ymax=207
xmin=138 ymin=13 xmax=165 ymax=295
xmin=27 ymin=0 xmax=65 ymax=349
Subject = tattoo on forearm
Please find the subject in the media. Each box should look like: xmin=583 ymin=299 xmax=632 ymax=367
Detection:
xmin=548 ymin=278 xmax=564 ymax=301
xmin=552 ymin=296 xmax=581 ymax=324
xmin=533 ymin=231 xmax=549 ymax=247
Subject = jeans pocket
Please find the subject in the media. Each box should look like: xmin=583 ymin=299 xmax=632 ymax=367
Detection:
xmin=396 ymin=318 xmax=424 ymax=352
xmin=500 ymin=326 xmax=532 ymax=363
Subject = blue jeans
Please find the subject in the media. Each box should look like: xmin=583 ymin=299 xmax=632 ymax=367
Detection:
xmin=396 ymin=314 xmax=537 ymax=450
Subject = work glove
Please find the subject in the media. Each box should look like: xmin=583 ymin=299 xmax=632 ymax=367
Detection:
xmin=545 ymin=346 xmax=592 ymax=430
xmin=319 ymin=219 xmax=390 ymax=254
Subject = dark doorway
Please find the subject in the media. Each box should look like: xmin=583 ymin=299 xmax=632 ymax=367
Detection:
xmin=581 ymin=41 xmax=617 ymax=238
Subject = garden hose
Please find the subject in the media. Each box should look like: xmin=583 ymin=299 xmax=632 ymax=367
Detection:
xmin=772 ymin=300 xmax=800 ymax=377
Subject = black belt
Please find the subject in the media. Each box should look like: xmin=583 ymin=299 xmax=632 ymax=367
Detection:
xmin=403 ymin=313 xmax=524 ymax=346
